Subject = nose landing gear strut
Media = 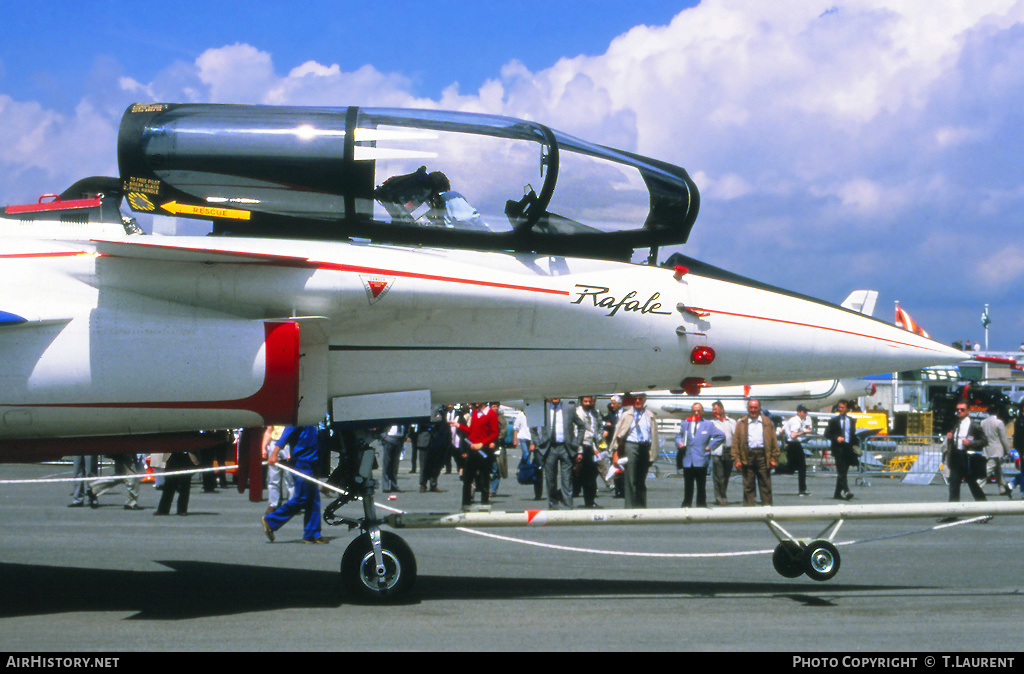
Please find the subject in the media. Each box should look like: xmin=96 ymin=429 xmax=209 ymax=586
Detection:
xmin=324 ymin=431 xmax=416 ymax=603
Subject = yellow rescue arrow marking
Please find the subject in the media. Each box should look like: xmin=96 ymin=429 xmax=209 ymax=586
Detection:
xmin=161 ymin=201 xmax=251 ymax=220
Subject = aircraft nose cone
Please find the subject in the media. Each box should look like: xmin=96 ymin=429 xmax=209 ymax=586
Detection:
xmin=888 ymin=336 xmax=967 ymax=369
xmin=676 ymin=273 xmax=970 ymax=386
xmin=826 ymin=313 xmax=966 ymax=375
xmin=734 ymin=292 xmax=966 ymax=381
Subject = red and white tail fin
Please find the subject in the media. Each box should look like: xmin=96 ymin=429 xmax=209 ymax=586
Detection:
xmin=895 ymin=305 xmax=930 ymax=338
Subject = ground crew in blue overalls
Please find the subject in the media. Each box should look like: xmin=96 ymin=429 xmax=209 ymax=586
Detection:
xmin=261 ymin=425 xmax=328 ymax=544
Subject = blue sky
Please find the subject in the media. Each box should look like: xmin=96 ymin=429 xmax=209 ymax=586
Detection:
xmin=2 ymin=1 xmax=690 ymax=109
xmin=2 ymin=0 xmax=1023 ymax=351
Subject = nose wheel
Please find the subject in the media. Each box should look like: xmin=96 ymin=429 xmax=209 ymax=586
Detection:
xmin=341 ymin=530 xmax=416 ymax=603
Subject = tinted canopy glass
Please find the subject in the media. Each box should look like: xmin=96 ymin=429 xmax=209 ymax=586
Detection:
xmin=118 ymin=103 xmax=699 ymax=258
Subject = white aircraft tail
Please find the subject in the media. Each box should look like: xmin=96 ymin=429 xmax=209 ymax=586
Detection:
xmin=841 ymin=290 xmax=878 ymax=317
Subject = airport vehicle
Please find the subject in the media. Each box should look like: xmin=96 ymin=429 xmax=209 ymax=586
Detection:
xmin=930 ymin=382 xmax=1018 ymax=432
xmin=0 ymin=103 xmax=991 ymax=602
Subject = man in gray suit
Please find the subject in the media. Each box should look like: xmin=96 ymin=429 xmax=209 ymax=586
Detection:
xmin=980 ymin=405 xmax=1012 ymax=498
xmin=533 ymin=397 xmax=585 ymax=510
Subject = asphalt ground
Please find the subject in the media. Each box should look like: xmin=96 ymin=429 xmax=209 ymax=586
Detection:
xmin=0 ymin=454 xmax=1021 ymax=655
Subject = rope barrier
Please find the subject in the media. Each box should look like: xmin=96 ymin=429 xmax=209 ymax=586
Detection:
xmin=448 ymin=514 xmax=994 ymax=560
xmin=0 ymin=464 xmax=996 ymax=560
xmin=0 ymin=464 xmax=232 ymax=485
xmin=0 ymin=461 xmax=402 ymax=515
xmin=453 ymin=527 xmax=775 ymax=558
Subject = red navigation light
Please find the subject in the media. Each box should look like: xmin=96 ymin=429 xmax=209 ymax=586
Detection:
xmin=690 ymin=345 xmax=716 ymax=365
xmin=673 ymin=265 xmax=689 ymax=280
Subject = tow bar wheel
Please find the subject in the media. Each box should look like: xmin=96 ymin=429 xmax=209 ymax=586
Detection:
xmin=771 ymin=541 xmax=805 ymax=578
xmin=803 ymin=539 xmax=840 ymax=582
xmin=341 ymin=531 xmax=417 ymax=603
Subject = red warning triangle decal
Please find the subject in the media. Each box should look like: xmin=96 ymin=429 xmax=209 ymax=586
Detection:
xmin=360 ymin=275 xmax=395 ymax=305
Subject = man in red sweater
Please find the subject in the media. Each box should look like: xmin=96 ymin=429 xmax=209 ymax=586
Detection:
xmin=455 ymin=402 xmax=500 ymax=508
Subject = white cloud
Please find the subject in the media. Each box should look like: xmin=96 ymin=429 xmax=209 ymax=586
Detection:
xmin=694 ymin=171 xmax=753 ymax=201
xmin=0 ymin=95 xmax=118 ymax=189
xmin=933 ymin=125 xmax=986 ymax=149
xmin=0 ymin=96 xmax=61 ymax=169
xmin=288 ymin=61 xmax=341 ymax=78
xmin=973 ymin=245 xmax=1024 ymax=288
xmin=826 ymin=177 xmax=910 ymax=218
xmin=267 ymin=63 xmax=426 ymax=108
xmin=195 ymin=43 xmax=277 ymax=103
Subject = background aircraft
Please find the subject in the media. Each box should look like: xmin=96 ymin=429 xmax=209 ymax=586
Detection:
xmin=633 ymin=377 xmax=877 ymax=420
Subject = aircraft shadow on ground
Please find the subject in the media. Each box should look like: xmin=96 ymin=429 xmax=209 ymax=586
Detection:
xmin=0 ymin=562 xmax=342 ymax=619
xmin=413 ymin=576 xmax=919 ymax=604
xmin=0 ymin=562 xmax=927 ymax=618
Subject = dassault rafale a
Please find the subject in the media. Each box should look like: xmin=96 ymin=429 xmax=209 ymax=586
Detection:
xmin=4 ymin=103 xmax=1012 ymax=603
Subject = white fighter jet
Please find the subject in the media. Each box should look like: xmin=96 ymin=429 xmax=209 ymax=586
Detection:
xmin=1 ymin=104 xmax=997 ymax=602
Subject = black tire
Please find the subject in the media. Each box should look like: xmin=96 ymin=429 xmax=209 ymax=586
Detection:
xmin=341 ymin=531 xmax=417 ymax=603
xmin=802 ymin=540 xmax=840 ymax=581
xmin=772 ymin=541 xmax=805 ymax=578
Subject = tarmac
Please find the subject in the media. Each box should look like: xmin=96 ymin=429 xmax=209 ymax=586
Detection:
xmin=0 ymin=454 xmax=1022 ymax=653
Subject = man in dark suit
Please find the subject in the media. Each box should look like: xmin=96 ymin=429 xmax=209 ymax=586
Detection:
xmin=824 ymin=400 xmax=860 ymax=500
xmin=944 ymin=401 xmax=988 ymax=503
xmin=533 ymin=397 xmax=585 ymax=509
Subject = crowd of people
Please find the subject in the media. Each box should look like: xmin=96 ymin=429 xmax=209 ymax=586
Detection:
xmin=393 ymin=394 xmax=1024 ymax=513
xmin=414 ymin=395 xmax=662 ymax=510
xmin=318 ymin=394 xmax=1020 ymax=514
xmin=67 ymin=433 xmax=234 ymax=515
xmin=66 ymin=396 xmax=1023 ymax=540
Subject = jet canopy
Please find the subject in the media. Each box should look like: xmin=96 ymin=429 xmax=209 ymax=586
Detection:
xmin=118 ymin=103 xmax=699 ymax=259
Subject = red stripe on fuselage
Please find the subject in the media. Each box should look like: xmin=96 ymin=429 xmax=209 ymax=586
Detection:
xmin=689 ymin=307 xmax=945 ymax=352
xmin=92 ymin=242 xmax=570 ymax=297
xmin=312 ymin=261 xmax=570 ymax=296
